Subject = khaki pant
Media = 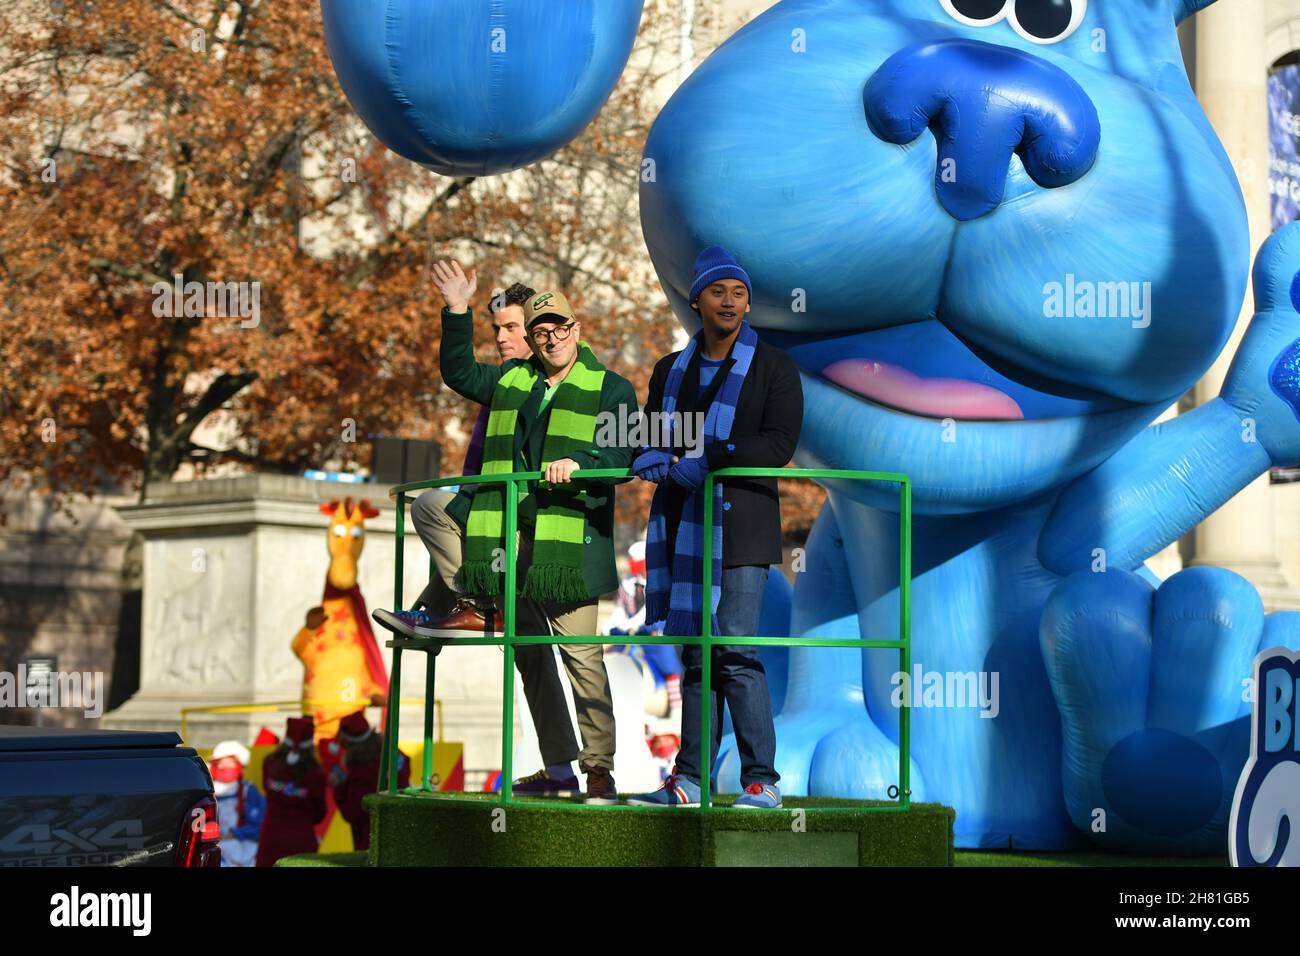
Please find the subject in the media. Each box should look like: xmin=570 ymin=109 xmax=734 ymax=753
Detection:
xmin=409 ymin=489 xmax=616 ymax=772
xmin=409 ymin=489 xmax=463 ymax=618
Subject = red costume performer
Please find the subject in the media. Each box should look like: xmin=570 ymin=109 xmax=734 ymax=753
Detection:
xmin=255 ymin=716 xmax=327 ymax=866
xmin=328 ymin=711 xmax=408 ymax=851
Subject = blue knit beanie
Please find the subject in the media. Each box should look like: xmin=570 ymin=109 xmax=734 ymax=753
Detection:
xmin=688 ymin=245 xmax=751 ymax=306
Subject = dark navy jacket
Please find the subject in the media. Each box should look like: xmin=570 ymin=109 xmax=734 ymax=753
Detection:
xmin=645 ymin=337 xmax=803 ymax=568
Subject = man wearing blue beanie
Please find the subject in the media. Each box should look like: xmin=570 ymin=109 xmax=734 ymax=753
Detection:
xmin=628 ymin=245 xmax=803 ymax=809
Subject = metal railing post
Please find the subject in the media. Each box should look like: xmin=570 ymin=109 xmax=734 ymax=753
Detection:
xmin=382 ymin=491 xmax=408 ymax=794
xmin=500 ymin=477 xmax=518 ymax=805
xmin=423 ymin=654 xmax=436 ymax=791
xmin=378 ymin=466 xmax=915 ymax=814
xmin=898 ymin=477 xmax=912 ymax=809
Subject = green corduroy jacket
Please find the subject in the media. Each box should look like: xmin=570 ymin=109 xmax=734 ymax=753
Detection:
xmin=439 ymin=307 xmax=637 ymax=600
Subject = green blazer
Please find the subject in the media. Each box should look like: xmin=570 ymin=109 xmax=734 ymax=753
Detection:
xmin=439 ymin=307 xmax=637 ymax=599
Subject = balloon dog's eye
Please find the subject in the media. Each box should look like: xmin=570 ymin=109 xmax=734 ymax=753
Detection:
xmin=939 ymin=0 xmax=1086 ymax=44
xmin=1009 ymin=0 xmax=1087 ymax=43
xmin=940 ymin=0 xmax=1009 ymax=26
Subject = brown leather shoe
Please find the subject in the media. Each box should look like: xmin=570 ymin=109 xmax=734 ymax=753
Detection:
xmin=414 ymin=600 xmax=498 ymax=638
xmin=581 ymin=763 xmax=617 ymax=805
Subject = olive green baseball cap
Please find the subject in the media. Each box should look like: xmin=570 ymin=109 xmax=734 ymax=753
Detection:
xmin=523 ymin=289 xmax=575 ymax=328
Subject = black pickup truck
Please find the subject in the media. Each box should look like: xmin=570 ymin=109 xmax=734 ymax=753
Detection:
xmin=0 ymin=726 xmax=221 ymax=867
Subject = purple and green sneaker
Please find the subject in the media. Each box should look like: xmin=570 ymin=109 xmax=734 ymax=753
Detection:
xmin=510 ymin=768 xmax=580 ymax=798
xmin=372 ymin=607 xmax=439 ymax=639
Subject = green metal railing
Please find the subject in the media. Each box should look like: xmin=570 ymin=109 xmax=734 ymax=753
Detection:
xmin=378 ymin=466 xmax=912 ymax=814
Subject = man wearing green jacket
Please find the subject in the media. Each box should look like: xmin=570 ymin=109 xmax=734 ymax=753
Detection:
xmin=420 ymin=259 xmax=635 ymax=802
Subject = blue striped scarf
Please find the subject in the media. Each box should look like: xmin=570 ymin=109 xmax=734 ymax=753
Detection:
xmin=644 ymin=321 xmax=758 ymax=637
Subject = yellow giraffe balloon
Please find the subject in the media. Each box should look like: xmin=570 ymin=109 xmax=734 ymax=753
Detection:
xmin=292 ymin=497 xmax=389 ymax=743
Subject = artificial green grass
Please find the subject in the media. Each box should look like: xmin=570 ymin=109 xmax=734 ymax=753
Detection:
xmin=276 ymin=851 xmax=369 ymax=867
xmin=274 ymin=812 xmax=1231 ymax=869
xmin=277 ymin=848 xmax=1228 ymax=868
xmin=956 ymin=851 xmax=1229 ymax=868
xmin=364 ymin=791 xmax=954 ymax=867
xmin=276 ymin=849 xmax=1226 ymax=868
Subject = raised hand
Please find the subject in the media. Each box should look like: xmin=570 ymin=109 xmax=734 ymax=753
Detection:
xmin=1221 ymin=222 xmax=1300 ymax=468
xmin=432 ymin=259 xmax=478 ymax=314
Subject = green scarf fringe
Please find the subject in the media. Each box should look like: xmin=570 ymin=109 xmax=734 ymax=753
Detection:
xmin=522 ymin=563 xmax=589 ymax=604
xmin=456 ymin=559 xmax=502 ymax=600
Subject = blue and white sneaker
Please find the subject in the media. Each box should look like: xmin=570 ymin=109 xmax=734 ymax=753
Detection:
xmin=626 ymin=771 xmax=700 ymax=808
xmin=733 ymin=782 xmax=782 ymax=809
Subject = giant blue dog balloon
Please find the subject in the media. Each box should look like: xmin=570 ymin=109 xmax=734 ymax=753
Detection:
xmin=639 ymin=0 xmax=1300 ymax=853
xmin=324 ymin=0 xmax=1300 ymax=852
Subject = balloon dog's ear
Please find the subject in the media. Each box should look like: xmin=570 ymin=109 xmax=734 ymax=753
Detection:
xmin=1175 ymin=0 xmax=1220 ymax=24
xmin=319 ymin=0 xmax=644 ymax=176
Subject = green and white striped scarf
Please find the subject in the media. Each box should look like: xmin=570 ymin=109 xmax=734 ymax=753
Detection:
xmin=456 ymin=342 xmax=606 ymax=604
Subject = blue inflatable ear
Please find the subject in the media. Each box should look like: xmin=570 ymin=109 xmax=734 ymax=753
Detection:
xmin=320 ymin=0 xmax=644 ymax=176
xmin=1176 ymin=0 xmax=1221 ymax=23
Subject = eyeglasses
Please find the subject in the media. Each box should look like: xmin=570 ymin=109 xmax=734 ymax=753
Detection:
xmin=530 ymin=322 xmax=576 ymax=345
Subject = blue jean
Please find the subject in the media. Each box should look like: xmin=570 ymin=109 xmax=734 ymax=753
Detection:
xmin=674 ymin=565 xmax=779 ymax=787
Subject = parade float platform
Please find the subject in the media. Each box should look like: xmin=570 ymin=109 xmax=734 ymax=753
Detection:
xmin=271 ymin=466 xmax=949 ymax=868
xmin=273 ymin=795 xmax=1231 ymax=868
xmin=328 ymin=792 xmax=954 ymax=867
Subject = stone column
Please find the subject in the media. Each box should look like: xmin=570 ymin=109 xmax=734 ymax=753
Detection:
xmin=101 ymin=474 xmax=511 ymax=777
xmin=1191 ymin=2 xmax=1299 ymax=610
xmin=0 ymin=488 xmax=135 ymax=728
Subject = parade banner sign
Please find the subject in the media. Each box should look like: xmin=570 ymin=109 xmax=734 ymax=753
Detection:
xmin=1230 ymin=647 xmax=1300 ymax=866
xmin=1270 ymin=64 xmax=1300 ymax=230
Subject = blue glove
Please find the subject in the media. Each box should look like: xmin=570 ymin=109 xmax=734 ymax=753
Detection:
xmin=668 ymin=455 xmax=709 ymax=492
xmin=632 ymin=449 xmax=674 ymax=483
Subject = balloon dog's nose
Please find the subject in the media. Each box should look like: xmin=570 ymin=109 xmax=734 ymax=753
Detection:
xmin=864 ymin=38 xmax=1101 ymax=221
